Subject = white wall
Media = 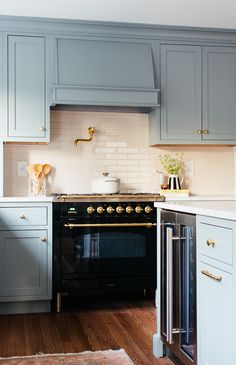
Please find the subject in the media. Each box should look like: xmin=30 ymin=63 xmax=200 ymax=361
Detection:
xmin=3 ymin=110 xmax=234 ymax=197
xmin=1 ymin=0 xmax=236 ymax=29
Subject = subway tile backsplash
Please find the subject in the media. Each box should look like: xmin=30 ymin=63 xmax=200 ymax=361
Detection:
xmin=3 ymin=109 xmax=235 ymax=196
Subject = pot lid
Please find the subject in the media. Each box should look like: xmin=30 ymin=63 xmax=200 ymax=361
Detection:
xmin=91 ymin=172 xmax=119 ymax=182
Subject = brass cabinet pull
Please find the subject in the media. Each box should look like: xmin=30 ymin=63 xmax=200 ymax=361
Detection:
xmin=197 ymin=130 xmax=202 ymax=134
xmin=64 ymin=222 xmax=156 ymax=229
xmin=207 ymin=239 xmax=215 ymax=247
xmin=20 ymin=214 xmax=26 ymax=219
xmin=201 ymin=269 xmax=222 ymax=282
xmin=203 ymin=129 xmax=209 ymax=134
xmin=41 ymin=237 xmax=47 ymax=242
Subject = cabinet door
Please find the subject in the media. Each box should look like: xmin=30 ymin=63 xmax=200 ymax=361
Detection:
xmin=7 ymin=35 xmax=49 ymax=142
xmin=0 ymin=230 xmax=50 ymax=300
xmin=197 ymin=261 xmax=234 ymax=365
xmin=203 ymin=46 xmax=236 ymax=140
xmin=160 ymin=45 xmax=201 ymax=141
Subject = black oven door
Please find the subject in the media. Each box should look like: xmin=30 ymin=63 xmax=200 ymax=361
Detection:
xmin=61 ymin=222 xmax=156 ymax=279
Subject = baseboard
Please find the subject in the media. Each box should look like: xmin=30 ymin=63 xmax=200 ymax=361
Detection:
xmin=0 ymin=300 xmax=51 ymax=314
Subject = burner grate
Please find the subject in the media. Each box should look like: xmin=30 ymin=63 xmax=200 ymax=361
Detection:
xmin=52 ymin=193 xmax=165 ymax=202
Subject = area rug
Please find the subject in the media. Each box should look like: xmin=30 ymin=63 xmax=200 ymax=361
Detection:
xmin=0 ymin=349 xmax=134 ymax=365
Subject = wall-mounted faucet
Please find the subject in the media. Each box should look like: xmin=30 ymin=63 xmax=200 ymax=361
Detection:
xmin=74 ymin=127 xmax=95 ymax=146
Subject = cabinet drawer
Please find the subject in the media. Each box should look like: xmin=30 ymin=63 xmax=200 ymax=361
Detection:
xmin=0 ymin=207 xmax=47 ymax=227
xmin=198 ymin=218 xmax=234 ymax=265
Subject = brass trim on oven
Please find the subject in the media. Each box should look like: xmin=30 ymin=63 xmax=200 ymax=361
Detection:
xmin=64 ymin=222 xmax=157 ymax=229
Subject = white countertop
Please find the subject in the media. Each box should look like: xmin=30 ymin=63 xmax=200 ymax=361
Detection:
xmin=0 ymin=194 xmax=235 ymax=204
xmin=165 ymin=194 xmax=236 ymax=201
xmin=154 ymin=200 xmax=236 ymax=220
xmin=0 ymin=196 xmax=54 ymax=202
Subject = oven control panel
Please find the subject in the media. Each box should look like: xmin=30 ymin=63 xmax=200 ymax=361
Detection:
xmin=60 ymin=201 xmax=156 ymax=220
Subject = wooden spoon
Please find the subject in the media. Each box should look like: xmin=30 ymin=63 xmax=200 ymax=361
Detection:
xmin=27 ymin=164 xmax=36 ymax=178
xmin=42 ymin=164 xmax=51 ymax=176
xmin=33 ymin=163 xmax=43 ymax=179
xmin=33 ymin=164 xmax=43 ymax=193
xmin=38 ymin=164 xmax=51 ymax=194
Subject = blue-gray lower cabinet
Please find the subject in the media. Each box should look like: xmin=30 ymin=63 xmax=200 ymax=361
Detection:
xmin=197 ymin=215 xmax=235 ymax=365
xmin=149 ymin=44 xmax=236 ymax=145
xmin=0 ymin=230 xmax=49 ymax=298
xmin=5 ymin=35 xmax=49 ymax=142
xmin=0 ymin=203 xmax=52 ymax=314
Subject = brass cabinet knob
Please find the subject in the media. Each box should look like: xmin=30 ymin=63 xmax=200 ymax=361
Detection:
xmin=87 ymin=206 xmax=95 ymax=214
xmin=203 ymin=129 xmax=209 ymax=134
xmin=20 ymin=214 xmax=26 ymax=219
xmin=207 ymin=239 xmax=215 ymax=247
xmin=116 ymin=206 xmax=124 ymax=214
xmin=41 ymin=237 xmax=47 ymax=242
xmin=145 ymin=206 xmax=153 ymax=214
xmin=197 ymin=130 xmax=202 ymax=134
xmin=97 ymin=206 xmax=105 ymax=214
xmin=135 ymin=205 xmax=143 ymax=214
xmin=107 ymin=206 xmax=114 ymax=214
xmin=126 ymin=206 xmax=134 ymax=214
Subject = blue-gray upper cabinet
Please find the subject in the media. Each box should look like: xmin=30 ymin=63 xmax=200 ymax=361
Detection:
xmin=4 ymin=35 xmax=50 ymax=142
xmin=160 ymin=44 xmax=202 ymax=141
xmin=149 ymin=44 xmax=236 ymax=145
xmin=202 ymin=47 xmax=236 ymax=141
xmin=51 ymin=37 xmax=159 ymax=108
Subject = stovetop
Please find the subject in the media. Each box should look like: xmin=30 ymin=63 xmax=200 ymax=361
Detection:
xmin=52 ymin=192 xmax=165 ymax=202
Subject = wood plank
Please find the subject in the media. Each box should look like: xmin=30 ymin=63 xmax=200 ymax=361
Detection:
xmin=0 ymin=296 xmax=173 ymax=365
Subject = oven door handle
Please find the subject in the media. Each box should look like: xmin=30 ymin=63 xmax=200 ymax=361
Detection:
xmin=64 ymin=222 xmax=156 ymax=229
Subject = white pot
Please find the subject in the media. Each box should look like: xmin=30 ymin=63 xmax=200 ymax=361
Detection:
xmin=90 ymin=173 xmax=120 ymax=194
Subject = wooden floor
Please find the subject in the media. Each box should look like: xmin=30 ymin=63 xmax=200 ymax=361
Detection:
xmin=0 ymin=294 xmax=173 ymax=365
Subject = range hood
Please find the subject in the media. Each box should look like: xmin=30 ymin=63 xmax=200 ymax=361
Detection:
xmin=51 ymin=38 xmax=160 ymax=110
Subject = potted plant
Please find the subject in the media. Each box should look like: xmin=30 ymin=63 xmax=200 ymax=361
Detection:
xmin=159 ymin=153 xmax=184 ymax=190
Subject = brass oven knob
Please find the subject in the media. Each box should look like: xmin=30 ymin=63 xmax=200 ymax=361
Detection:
xmin=87 ymin=206 xmax=95 ymax=214
xmin=97 ymin=206 xmax=105 ymax=214
xmin=145 ymin=206 xmax=153 ymax=214
xmin=107 ymin=206 xmax=114 ymax=214
xmin=135 ymin=205 xmax=143 ymax=214
xmin=116 ymin=206 xmax=124 ymax=214
xmin=126 ymin=206 xmax=134 ymax=214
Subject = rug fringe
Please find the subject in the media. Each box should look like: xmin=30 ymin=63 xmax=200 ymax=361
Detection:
xmin=0 ymin=348 xmax=126 ymax=360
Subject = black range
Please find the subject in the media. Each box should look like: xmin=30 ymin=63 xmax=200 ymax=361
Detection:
xmin=52 ymin=193 xmax=165 ymax=312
